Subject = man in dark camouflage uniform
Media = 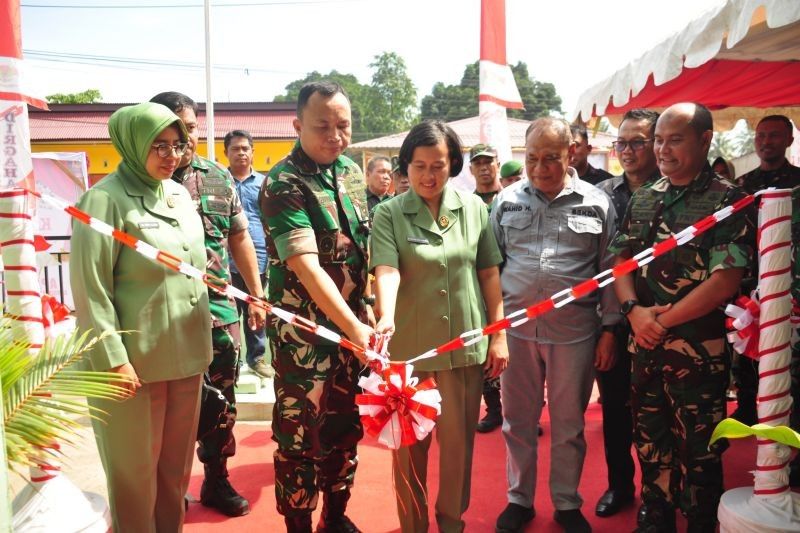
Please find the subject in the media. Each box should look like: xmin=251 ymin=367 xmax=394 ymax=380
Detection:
xmin=259 ymin=81 xmax=372 ymax=533
xmin=609 ymin=103 xmax=756 ymax=533
xmin=739 ymin=114 xmax=800 ymax=485
xmin=151 ymin=92 xmax=266 ymax=517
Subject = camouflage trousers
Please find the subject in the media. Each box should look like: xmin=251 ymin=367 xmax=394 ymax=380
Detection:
xmin=271 ymin=338 xmax=363 ymax=517
xmin=631 ymin=335 xmax=729 ymax=525
xmin=197 ymin=322 xmax=241 ymax=463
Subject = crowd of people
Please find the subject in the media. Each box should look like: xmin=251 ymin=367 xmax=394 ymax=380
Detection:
xmin=68 ymin=80 xmax=798 ymax=533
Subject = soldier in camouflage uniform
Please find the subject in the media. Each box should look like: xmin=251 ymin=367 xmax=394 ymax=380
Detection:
xmin=259 ymin=82 xmax=372 ymax=533
xmin=739 ymin=114 xmax=800 ymax=485
xmin=609 ymin=103 xmax=756 ymax=533
xmin=151 ymin=92 xmax=267 ymax=518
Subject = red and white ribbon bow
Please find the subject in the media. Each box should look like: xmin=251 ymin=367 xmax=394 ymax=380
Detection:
xmin=356 ymin=356 xmax=441 ymax=449
xmin=725 ymin=293 xmax=761 ymax=359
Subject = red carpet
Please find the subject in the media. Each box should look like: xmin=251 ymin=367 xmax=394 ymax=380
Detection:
xmin=185 ymin=402 xmax=761 ymax=532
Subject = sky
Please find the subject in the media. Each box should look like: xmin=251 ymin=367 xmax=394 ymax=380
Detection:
xmin=20 ymin=0 xmax=729 ymax=119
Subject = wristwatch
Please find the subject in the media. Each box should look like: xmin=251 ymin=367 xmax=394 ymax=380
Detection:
xmin=362 ymin=295 xmax=376 ymax=306
xmin=621 ymin=299 xmax=639 ymax=316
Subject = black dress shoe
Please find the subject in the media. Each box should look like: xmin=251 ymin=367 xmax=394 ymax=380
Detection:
xmin=496 ymin=502 xmax=535 ymax=533
xmin=595 ymin=488 xmax=634 ymax=517
xmin=554 ymin=509 xmax=591 ymax=533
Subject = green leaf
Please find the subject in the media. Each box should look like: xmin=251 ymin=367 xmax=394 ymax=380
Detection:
xmin=710 ymin=418 xmax=800 ymax=448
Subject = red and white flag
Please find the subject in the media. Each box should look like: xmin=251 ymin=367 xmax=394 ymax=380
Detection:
xmin=2 ymin=0 xmax=47 ymax=190
xmin=479 ymin=0 xmax=523 ymax=163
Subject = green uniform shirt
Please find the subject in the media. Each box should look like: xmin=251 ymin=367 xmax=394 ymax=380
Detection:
xmin=260 ymin=142 xmax=370 ymax=347
xmin=608 ymin=166 xmax=756 ymax=347
xmin=370 ymin=185 xmax=503 ymax=371
xmin=173 ymin=155 xmax=248 ymax=328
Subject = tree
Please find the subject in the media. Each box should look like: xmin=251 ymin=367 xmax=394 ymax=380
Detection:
xmin=273 ymin=52 xmax=418 ymax=142
xmin=45 ymin=89 xmax=102 ymax=104
xmin=363 ymin=52 xmax=417 ymax=136
xmin=420 ymin=61 xmax=562 ymax=122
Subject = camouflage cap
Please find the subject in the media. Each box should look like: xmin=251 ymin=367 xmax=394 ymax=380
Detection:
xmin=469 ymin=144 xmax=497 ymax=161
xmin=500 ymin=160 xmax=523 ymax=178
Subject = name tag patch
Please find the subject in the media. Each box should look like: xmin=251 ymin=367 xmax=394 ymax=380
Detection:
xmin=138 ymin=221 xmax=159 ymax=229
xmin=567 ymin=214 xmax=602 ymax=234
xmin=407 ymin=236 xmax=429 ymax=245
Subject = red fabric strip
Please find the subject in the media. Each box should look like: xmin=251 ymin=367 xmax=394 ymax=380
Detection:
xmin=65 ymin=206 xmax=91 ymax=225
xmin=757 ymin=390 xmax=790 ymax=402
xmin=760 ymin=215 xmax=792 ymax=233
xmin=652 ymin=237 xmax=677 ymax=257
xmin=4 ymin=265 xmax=37 ymax=272
xmin=758 ymin=342 xmax=791 ymax=358
xmin=758 ymin=408 xmax=792 ymax=423
xmin=754 ymin=487 xmax=788 ymax=495
xmin=571 ymin=279 xmax=599 ymax=299
xmin=0 ymin=238 xmax=34 ymax=247
xmin=760 ymin=289 xmax=790 ymax=304
xmin=759 ymin=241 xmax=791 ymax=256
xmin=761 ymin=266 xmax=792 ymax=280
xmin=526 ymin=299 xmax=555 ymax=318
xmin=7 ymin=290 xmax=41 ymax=297
xmin=0 ymin=212 xmax=32 ymax=219
xmin=436 ymin=337 xmax=466 ymax=355
xmin=759 ymin=365 xmax=789 ymax=379
xmin=756 ymin=461 xmax=789 ymax=471
xmin=612 ymin=258 xmax=639 ymax=278
xmin=692 ymin=215 xmax=717 ymax=235
xmin=0 ymin=190 xmax=27 ymax=198
xmin=480 ymin=0 xmax=506 ymax=64
xmin=477 ymin=94 xmax=525 ymax=109
xmin=483 ymin=318 xmax=511 ymax=335
xmin=112 ymin=229 xmax=139 ymax=249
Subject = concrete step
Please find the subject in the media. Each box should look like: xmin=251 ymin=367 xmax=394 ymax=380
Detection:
xmin=235 ymin=368 xmax=274 ymax=421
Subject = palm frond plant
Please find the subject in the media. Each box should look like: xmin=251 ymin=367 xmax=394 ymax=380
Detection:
xmin=1 ymin=319 xmax=133 ymax=475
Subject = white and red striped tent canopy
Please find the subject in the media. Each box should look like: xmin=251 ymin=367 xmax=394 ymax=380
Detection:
xmin=572 ymin=0 xmax=800 ymax=130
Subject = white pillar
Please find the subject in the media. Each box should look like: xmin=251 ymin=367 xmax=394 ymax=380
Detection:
xmin=719 ymin=189 xmax=800 ymax=532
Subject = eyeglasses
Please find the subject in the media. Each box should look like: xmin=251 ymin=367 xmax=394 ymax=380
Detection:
xmin=151 ymin=142 xmax=189 ymax=158
xmin=612 ymin=139 xmax=653 ymax=152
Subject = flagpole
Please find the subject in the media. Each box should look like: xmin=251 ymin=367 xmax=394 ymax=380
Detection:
xmin=203 ymin=0 xmax=215 ymax=162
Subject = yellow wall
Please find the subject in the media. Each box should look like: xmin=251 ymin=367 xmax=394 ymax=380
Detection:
xmin=32 ymin=139 xmax=295 ymax=177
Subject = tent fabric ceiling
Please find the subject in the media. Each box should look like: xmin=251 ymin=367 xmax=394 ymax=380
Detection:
xmin=572 ymin=0 xmax=800 ymax=130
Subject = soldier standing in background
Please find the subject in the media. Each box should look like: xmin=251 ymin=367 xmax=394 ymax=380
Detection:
xmin=260 ymin=81 xmax=373 ymax=533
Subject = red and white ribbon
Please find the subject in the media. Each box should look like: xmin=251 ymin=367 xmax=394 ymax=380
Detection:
xmin=726 ymin=294 xmax=761 ymax=359
xmin=356 ymin=363 xmax=441 ymax=450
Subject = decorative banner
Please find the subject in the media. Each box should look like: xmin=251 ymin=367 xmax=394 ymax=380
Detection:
xmin=0 ymin=0 xmax=48 ymax=108
xmin=479 ymin=0 xmax=523 ymax=164
xmin=30 ymin=153 xmax=90 ymax=253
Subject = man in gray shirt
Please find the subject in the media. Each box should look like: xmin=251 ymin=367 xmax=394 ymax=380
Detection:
xmin=493 ymin=118 xmax=619 ymax=533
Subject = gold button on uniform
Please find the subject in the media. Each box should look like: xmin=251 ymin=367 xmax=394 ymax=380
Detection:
xmin=441 ymin=315 xmax=449 ymax=322
xmin=190 ymin=297 xmax=198 ymax=305
xmin=439 ymin=289 xmax=447 ymax=296
xmin=167 ymin=196 xmax=176 ymax=208
xmin=438 ymin=215 xmax=449 ymax=228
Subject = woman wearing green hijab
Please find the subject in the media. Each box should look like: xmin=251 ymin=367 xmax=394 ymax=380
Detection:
xmin=71 ymin=102 xmax=213 ymax=532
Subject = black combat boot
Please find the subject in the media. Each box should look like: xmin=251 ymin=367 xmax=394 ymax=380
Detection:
xmin=285 ymin=513 xmax=313 ymax=533
xmin=634 ymin=501 xmax=676 ymax=533
xmin=200 ymin=458 xmax=250 ymax=517
xmin=477 ymin=386 xmax=503 ymax=433
xmin=315 ymin=490 xmax=361 ymax=533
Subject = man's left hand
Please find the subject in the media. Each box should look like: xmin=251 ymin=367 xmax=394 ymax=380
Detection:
xmin=594 ymin=330 xmax=617 ymax=371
